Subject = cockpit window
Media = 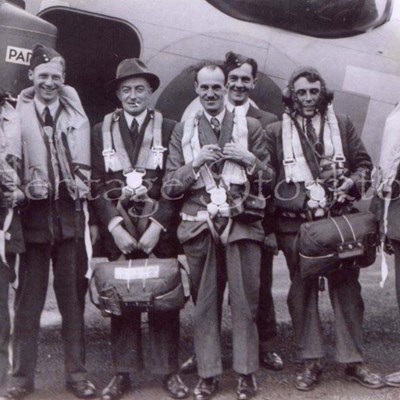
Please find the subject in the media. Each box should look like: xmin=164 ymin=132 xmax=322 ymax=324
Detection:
xmin=206 ymin=0 xmax=392 ymax=38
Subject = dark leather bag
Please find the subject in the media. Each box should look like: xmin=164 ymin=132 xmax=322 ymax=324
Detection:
xmin=298 ymin=211 xmax=379 ymax=279
xmin=90 ymin=258 xmax=187 ymax=316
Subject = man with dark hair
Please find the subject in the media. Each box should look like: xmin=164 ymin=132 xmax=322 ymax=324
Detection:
xmin=5 ymin=44 xmax=95 ymax=400
xmin=265 ymin=66 xmax=384 ymax=391
xmin=164 ymin=63 xmax=275 ymax=400
xmin=224 ymin=51 xmax=282 ymax=371
xmin=91 ymin=58 xmax=188 ymax=400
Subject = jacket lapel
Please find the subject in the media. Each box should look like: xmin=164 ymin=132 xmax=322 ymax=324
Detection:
xmin=198 ymin=113 xmax=218 ymax=146
xmin=291 ymin=116 xmax=320 ymax=179
xmin=218 ymin=110 xmax=234 ymax=148
xmin=118 ymin=112 xmax=150 ymax=167
xmin=247 ymin=105 xmax=262 ymax=121
xmin=118 ymin=113 xmax=137 ymax=166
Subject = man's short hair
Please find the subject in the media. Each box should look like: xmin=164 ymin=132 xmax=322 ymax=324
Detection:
xmin=223 ymin=51 xmax=258 ymax=79
xmin=194 ymin=62 xmax=226 ymax=84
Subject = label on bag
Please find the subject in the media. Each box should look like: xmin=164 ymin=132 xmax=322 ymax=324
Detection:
xmin=114 ymin=266 xmax=160 ymax=280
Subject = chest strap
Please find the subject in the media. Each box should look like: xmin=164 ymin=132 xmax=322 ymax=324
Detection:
xmin=102 ymin=109 xmax=165 ymax=173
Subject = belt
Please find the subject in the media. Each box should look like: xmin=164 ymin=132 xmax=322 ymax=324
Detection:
xmin=181 ymin=211 xmax=232 ymax=245
xmin=181 ymin=211 xmax=209 ymax=222
xmin=280 ymin=211 xmax=308 ymax=220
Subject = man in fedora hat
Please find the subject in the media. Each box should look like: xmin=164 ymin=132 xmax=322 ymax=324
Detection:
xmin=90 ymin=58 xmax=188 ymax=400
xmin=4 ymin=44 xmax=95 ymax=400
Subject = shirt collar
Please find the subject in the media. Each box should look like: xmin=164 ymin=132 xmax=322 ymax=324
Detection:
xmin=34 ymin=96 xmax=60 ymax=118
xmin=226 ymin=98 xmax=250 ymax=116
xmin=203 ymin=108 xmax=226 ymax=125
xmin=296 ymin=113 xmax=321 ymax=127
xmin=124 ymin=109 xmax=148 ymax=130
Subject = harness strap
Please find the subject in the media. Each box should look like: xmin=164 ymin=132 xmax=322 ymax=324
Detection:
xmin=282 ymin=113 xmax=295 ymax=183
xmin=180 ymin=211 xmax=232 ymax=245
xmin=83 ymin=200 xmax=93 ymax=278
xmin=0 ymin=208 xmax=13 ymax=265
xmin=326 ymin=104 xmax=345 ymax=164
xmin=136 ymin=110 xmax=164 ymax=169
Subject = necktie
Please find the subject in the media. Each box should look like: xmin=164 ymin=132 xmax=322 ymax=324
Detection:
xmin=130 ymin=118 xmax=139 ymax=135
xmin=43 ymin=106 xmax=53 ymax=127
xmin=210 ymin=117 xmax=220 ymax=138
xmin=305 ymin=118 xmax=317 ymax=145
xmin=42 ymin=106 xmax=59 ymax=195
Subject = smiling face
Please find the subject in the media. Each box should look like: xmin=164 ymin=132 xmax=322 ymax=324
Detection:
xmin=116 ymin=76 xmax=153 ymax=116
xmin=226 ymin=62 xmax=256 ymax=106
xmin=29 ymin=59 xmax=65 ymax=105
xmin=293 ymin=76 xmax=322 ymax=117
xmin=195 ymin=66 xmax=226 ymax=116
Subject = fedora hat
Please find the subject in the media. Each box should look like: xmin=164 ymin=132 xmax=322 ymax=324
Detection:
xmin=107 ymin=58 xmax=160 ymax=93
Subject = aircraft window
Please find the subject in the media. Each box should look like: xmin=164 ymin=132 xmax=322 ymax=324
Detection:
xmin=206 ymin=0 xmax=392 ymax=38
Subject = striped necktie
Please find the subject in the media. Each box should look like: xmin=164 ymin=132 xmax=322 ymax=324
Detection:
xmin=305 ymin=118 xmax=317 ymax=145
xmin=210 ymin=117 xmax=221 ymax=138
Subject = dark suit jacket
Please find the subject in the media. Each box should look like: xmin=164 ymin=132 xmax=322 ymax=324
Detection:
xmin=91 ymin=110 xmax=180 ymax=259
xmin=246 ymin=105 xmax=279 ymax=234
xmin=247 ymin=105 xmax=279 ymax=129
xmin=163 ymin=109 xmax=275 ymax=244
xmin=265 ymin=113 xmax=373 ymax=233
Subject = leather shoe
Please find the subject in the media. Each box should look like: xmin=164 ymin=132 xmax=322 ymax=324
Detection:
xmin=236 ymin=374 xmax=257 ymax=400
xmin=385 ymin=370 xmax=400 ymax=387
xmin=101 ymin=375 xmax=131 ymax=400
xmin=193 ymin=377 xmax=219 ymax=400
xmin=345 ymin=363 xmax=385 ymax=389
xmin=295 ymin=359 xmax=323 ymax=391
xmin=66 ymin=380 xmax=96 ymax=399
xmin=179 ymin=354 xmax=197 ymax=374
xmin=3 ymin=386 xmax=34 ymax=400
xmin=162 ymin=373 xmax=189 ymax=399
xmin=260 ymin=351 xmax=283 ymax=371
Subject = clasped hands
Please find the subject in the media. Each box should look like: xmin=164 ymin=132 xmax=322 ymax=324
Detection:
xmin=192 ymin=143 xmax=255 ymax=170
xmin=328 ymin=176 xmax=355 ymax=203
xmin=111 ymin=221 xmax=162 ymax=255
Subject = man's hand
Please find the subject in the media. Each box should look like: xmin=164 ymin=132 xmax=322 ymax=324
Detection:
xmin=0 ymin=188 xmax=25 ymax=208
xmin=110 ymin=224 xmax=138 ymax=255
xmin=138 ymin=221 xmax=163 ymax=254
xmin=223 ymin=143 xmax=255 ymax=167
xmin=264 ymin=233 xmax=279 ymax=255
xmin=384 ymin=236 xmax=395 ymax=255
xmin=329 ymin=177 xmax=355 ymax=203
xmin=192 ymin=144 xmax=223 ymax=170
xmin=89 ymin=225 xmax=100 ymax=246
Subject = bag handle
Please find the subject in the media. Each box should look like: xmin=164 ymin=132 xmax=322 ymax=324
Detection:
xmin=329 ymin=217 xmax=345 ymax=244
xmin=88 ymin=273 xmax=102 ymax=310
xmin=341 ymin=215 xmax=357 ymax=241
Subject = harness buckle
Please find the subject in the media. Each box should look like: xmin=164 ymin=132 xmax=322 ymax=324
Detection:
xmin=283 ymin=158 xmax=296 ymax=166
xmin=102 ymin=149 xmax=116 ymax=157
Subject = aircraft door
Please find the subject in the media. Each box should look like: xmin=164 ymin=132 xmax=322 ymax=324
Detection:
xmin=39 ymin=8 xmax=141 ymax=124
